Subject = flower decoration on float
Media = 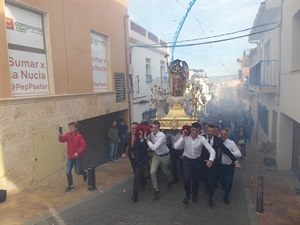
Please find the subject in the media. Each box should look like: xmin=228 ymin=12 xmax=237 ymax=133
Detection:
xmin=186 ymin=78 xmax=206 ymax=119
xmin=149 ymin=82 xmax=170 ymax=119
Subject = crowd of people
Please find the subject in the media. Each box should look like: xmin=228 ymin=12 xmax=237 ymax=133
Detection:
xmin=58 ymin=107 xmax=254 ymax=207
xmin=117 ymin=106 xmax=254 ymax=207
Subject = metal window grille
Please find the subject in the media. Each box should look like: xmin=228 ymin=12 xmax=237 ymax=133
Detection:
xmin=114 ymin=73 xmax=126 ymax=102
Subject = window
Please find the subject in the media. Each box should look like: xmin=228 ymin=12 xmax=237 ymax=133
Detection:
xmin=146 ymin=58 xmax=152 ymax=83
xmin=114 ymin=73 xmax=126 ymax=102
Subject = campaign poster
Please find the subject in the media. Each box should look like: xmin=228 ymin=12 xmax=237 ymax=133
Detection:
xmin=90 ymin=32 xmax=108 ymax=92
xmin=8 ymin=49 xmax=49 ymax=96
xmin=5 ymin=4 xmax=44 ymax=49
xmin=5 ymin=3 xmax=49 ymax=97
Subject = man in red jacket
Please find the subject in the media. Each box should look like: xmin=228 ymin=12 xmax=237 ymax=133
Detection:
xmin=59 ymin=122 xmax=87 ymax=193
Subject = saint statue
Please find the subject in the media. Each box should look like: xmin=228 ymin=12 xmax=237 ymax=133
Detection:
xmin=168 ymin=59 xmax=189 ymax=96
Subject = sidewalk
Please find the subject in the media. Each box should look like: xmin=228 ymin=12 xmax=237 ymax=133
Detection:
xmin=0 ymin=141 xmax=299 ymax=225
xmin=0 ymin=159 xmax=133 ymax=225
xmin=243 ymin=141 xmax=300 ymax=225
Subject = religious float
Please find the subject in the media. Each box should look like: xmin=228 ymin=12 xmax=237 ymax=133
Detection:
xmin=149 ymin=58 xmax=206 ymax=130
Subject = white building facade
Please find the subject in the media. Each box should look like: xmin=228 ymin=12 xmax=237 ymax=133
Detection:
xmin=248 ymin=0 xmax=300 ymax=173
xmin=128 ymin=20 xmax=169 ymax=123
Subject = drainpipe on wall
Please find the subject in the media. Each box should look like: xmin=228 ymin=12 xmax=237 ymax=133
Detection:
xmin=124 ymin=14 xmax=132 ymax=124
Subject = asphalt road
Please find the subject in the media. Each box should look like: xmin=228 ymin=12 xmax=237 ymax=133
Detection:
xmin=27 ymin=168 xmax=258 ymax=225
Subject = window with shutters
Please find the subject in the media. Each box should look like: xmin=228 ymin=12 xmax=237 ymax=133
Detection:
xmin=114 ymin=73 xmax=126 ymax=102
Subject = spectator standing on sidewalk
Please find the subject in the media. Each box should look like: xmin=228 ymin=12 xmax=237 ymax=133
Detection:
xmin=58 ymin=122 xmax=87 ymax=193
xmin=107 ymin=120 xmax=120 ymax=162
xmin=174 ymin=122 xmax=215 ymax=205
xmin=117 ymin=119 xmax=128 ymax=158
xmin=146 ymin=120 xmax=173 ymax=200
xmin=219 ymin=128 xmax=241 ymax=204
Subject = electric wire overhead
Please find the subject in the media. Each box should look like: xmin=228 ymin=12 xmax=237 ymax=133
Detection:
xmin=130 ymin=22 xmax=280 ymax=49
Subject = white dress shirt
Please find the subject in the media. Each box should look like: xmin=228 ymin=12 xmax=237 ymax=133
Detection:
xmin=221 ymin=138 xmax=241 ymax=165
xmin=174 ymin=135 xmax=216 ymax=161
xmin=205 ymin=135 xmax=214 ymax=146
xmin=147 ymin=131 xmax=169 ymax=155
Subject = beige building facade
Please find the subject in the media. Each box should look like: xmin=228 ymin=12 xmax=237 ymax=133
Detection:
xmin=0 ymin=0 xmax=130 ymax=194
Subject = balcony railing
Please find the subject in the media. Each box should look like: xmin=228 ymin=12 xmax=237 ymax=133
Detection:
xmin=249 ymin=60 xmax=278 ymax=93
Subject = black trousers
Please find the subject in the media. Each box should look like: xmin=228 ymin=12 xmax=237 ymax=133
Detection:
xmin=219 ymin=163 xmax=235 ymax=200
xmin=133 ymin=162 xmax=147 ymax=198
xmin=129 ymin=156 xmax=135 ymax=173
xmin=202 ymin=162 xmax=219 ymax=201
xmin=182 ymin=156 xmax=201 ymax=198
xmin=169 ymin=145 xmax=183 ymax=181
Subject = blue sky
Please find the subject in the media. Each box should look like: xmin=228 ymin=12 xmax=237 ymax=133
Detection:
xmin=128 ymin=0 xmax=262 ymax=77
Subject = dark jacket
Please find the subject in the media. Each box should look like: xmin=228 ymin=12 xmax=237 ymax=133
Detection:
xmin=117 ymin=124 xmax=128 ymax=139
xmin=235 ymin=130 xmax=249 ymax=146
xmin=107 ymin=126 xmax=119 ymax=144
xmin=201 ymin=135 xmax=237 ymax=164
xmin=124 ymin=133 xmax=149 ymax=163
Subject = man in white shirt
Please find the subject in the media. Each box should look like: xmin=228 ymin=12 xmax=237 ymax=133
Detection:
xmin=201 ymin=124 xmax=241 ymax=207
xmin=146 ymin=120 xmax=173 ymax=200
xmin=174 ymin=122 xmax=215 ymax=204
xmin=219 ymin=128 xmax=242 ymax=204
